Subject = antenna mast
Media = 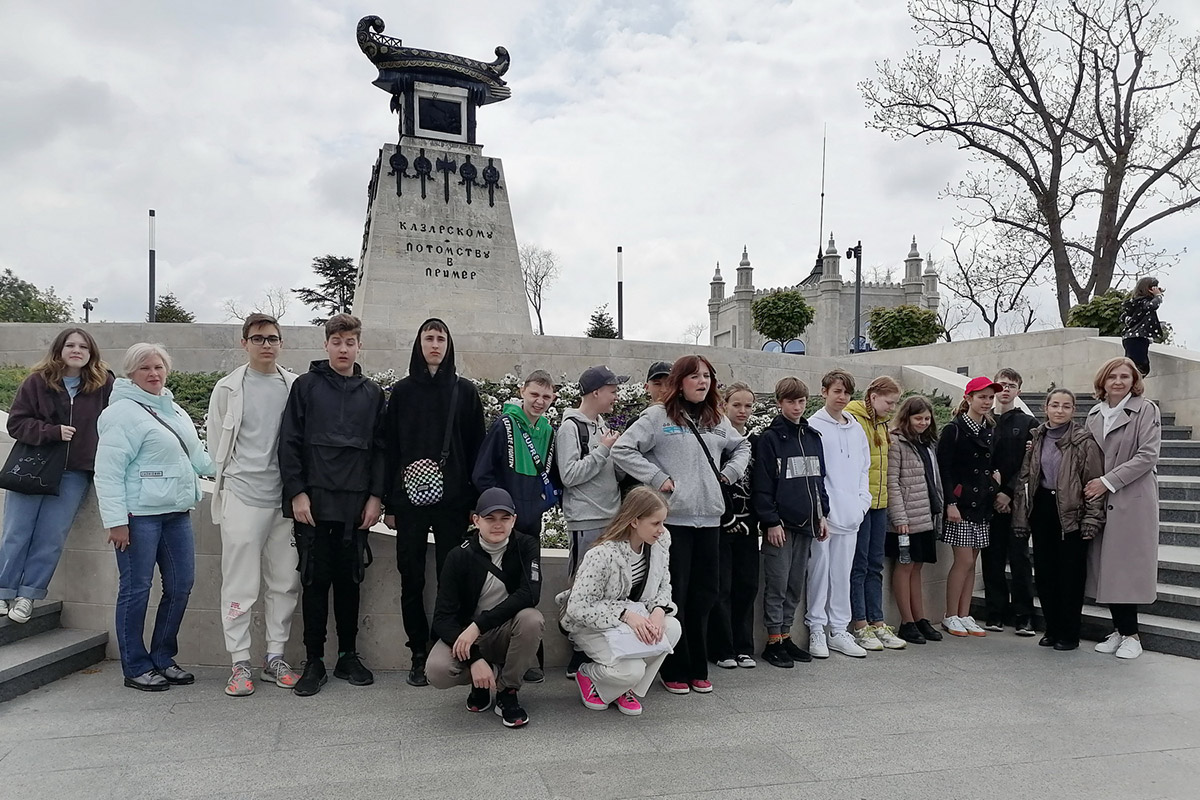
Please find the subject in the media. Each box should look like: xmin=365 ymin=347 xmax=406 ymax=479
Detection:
xmin=818 ymin=124 xmax=827 ymax=254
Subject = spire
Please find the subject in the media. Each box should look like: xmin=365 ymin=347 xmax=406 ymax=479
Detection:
xmin=740 ymin=245 xmax=750 ymax=267
xmin=908 ymin=235 xmax=920 ymax=259
xmin=711 ymin=261 xmax=723 ymax=282
xmin=826 ymin=232 xmax=838 ymax=255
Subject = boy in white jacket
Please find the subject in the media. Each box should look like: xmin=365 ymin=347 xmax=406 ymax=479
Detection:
xmin=806 ymin=370 xmax=873 ymax=659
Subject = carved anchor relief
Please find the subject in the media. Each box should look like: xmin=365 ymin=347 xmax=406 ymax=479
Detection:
xmin=378 ymin=148 xmax=505 ymax=206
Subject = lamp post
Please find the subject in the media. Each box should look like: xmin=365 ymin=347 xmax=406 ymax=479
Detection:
xmin=846 ymin=240 xmax=863 ymax=352
xmin=82 ymin=297 xmax=97 ymax=323
xmin=616 ymin=246 xmax=624 ymax=339
xmin=148 ymin=209 xmax=157 ymax=322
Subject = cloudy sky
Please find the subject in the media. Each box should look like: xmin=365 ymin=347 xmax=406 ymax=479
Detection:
xmin=2 ymin=0 xmax=1197 ymax=348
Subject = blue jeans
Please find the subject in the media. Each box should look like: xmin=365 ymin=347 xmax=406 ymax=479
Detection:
xmin=850 ymin=508 xmax=887 ymax=623
xmin=0 ymin=470 xmax=92 ymax=600
xmin=114 ymin=512 xmax=195 ymax=677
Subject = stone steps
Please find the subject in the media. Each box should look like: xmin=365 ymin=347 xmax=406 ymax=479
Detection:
xmin=1160 ymin=522 xmax=1200 ymax=548
xmin=0 ymin=601 xmax=107 ymax=703
xmin=1160 ymin=477 xmax=1200 ymax=502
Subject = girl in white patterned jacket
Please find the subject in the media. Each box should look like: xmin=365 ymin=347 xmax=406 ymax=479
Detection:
xmin=560 ymin=488 xmax=681 ymax=716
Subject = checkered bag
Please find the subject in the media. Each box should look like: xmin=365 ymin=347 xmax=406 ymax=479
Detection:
xmin=403 ymin=458 xmax=445 ymax=506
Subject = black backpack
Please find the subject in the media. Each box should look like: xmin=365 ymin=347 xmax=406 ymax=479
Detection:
xmin=570 ymin=417 xmax=642 ymax=496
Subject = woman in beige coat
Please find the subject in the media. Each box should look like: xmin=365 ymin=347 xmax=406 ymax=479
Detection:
xmin=1083 ymin=357 xmax=1161 ymax=660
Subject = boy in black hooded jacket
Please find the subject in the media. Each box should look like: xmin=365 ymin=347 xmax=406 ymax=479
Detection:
xmin=383 ymin=318 xmax=486 ymax=687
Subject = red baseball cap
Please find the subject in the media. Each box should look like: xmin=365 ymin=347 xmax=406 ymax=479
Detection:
xmin=964 ymin=376 xmax=1003 ymax=395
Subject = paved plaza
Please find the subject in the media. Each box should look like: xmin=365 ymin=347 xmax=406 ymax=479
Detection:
xmin=0 ymin=634 xmax=1197 ymax=799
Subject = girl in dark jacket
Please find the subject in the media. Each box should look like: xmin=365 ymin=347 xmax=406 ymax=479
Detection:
xmin=1011 ymin=389 xmax=1106 ymax=651
xmin=937 ymin=377 xmax=1002 ymax=638
xmin=1 ymin=328 xmax=113 ymax=622
xmin=1121 ymin=276 xmax=1165 ymax=377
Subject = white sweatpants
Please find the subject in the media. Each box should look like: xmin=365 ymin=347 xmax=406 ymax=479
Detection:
xmin=219 ymin=490 xmax=300 ymax=663
xmin=573 ymin=616 xmax=683 ymax=704
xmin=805 ymin=532 xmax=857 ymax=633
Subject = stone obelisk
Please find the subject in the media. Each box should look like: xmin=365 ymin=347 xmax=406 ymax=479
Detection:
xmin=351 ymin=16 xmax=532 ymax=336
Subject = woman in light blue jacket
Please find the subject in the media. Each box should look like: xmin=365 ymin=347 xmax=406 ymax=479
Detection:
xmin=95 ymin=343 xmax=213 ymax=691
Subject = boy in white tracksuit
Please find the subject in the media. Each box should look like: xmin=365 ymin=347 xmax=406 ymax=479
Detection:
xmin=207 ymin=314 xmax=301 ymax=696
xmin=806 ymin=370 xmax=873 ymax=659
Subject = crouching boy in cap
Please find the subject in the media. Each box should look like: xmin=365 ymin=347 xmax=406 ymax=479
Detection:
xmin=427 ymin=487 xmax=544 ymax=727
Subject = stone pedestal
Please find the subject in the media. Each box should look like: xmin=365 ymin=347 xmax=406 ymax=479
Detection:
xmin=352 ymin=138 xmax=531 ymax=336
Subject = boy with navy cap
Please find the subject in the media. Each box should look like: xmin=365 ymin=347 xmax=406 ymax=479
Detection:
xmin=645 ymin=361 xmax=672 ymax=404
xmin=427 ymin=487 xmax=544 ymax=728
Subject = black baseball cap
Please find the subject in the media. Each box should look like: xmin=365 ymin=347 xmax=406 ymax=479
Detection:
xmin=475 ymin=487 xmax=516 ymax=516
xmin=579 ymin=365 xmax=629 ymax=394
xmin=646 ymin=361 xmax=672 ymax=381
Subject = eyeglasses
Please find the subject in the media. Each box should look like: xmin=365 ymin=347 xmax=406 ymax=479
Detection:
xmin=248 ymin=335 xmax=282 ymax=346
xmin=998 ymin=382 xmax=1020 ymax=390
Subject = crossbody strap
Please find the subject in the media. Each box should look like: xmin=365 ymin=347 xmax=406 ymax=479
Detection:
xmin=137 ymin=403 xmax=190 ymax=456
xmin=683 ymin=414 xmax=723 ymax=485
xmin=468 ymin=547 xmax=509 ymax=584
xmin=438 ymin=381 xmax=460 ymax=467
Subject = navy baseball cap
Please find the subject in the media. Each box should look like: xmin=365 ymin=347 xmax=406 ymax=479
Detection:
xmin=579 ymin=366 xmax=629 ymax=394
xmin=646 ymin=361 xmax=672 ymax=381
xmin=475 ymin=487 xmax=516 ymax=516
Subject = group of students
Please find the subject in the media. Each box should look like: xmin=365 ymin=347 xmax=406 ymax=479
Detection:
xmin=0 ymin=311 xmax=1162 ymax=728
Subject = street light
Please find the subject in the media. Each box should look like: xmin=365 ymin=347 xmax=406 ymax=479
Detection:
xmin=846 ymin=240 xmax=863 ymax=352
xmin=82 ymin=297 xmax=97 ymax=323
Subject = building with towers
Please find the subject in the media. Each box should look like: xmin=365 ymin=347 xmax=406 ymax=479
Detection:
xmin=707 ymin=235 xmax=940 ymax=357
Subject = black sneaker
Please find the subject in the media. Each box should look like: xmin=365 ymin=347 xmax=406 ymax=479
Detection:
xmin=1038 ymin=635 xmax=1057 ymax=647
xmin=983 ymin=619 xmax=1004 ymax=632
xmin=406 ymin=652 xmax=428 ymax=687
xmin=916 ymin=618 xmax=943 ymax=642
xmin=466 ymin=686 xmax=492 ymax=712
xmin=565 ymin=650 xmax=590 ymax=679
xmin=761 ymin=641 xmax=794 ymax=669
xmin=157 ymin=664 xmax=195 ymax=685
xmin=293 ymin=659 xmax=328 ymax=697
xmin=494 ymin=688 xmax=529 ymax=727
xmin=1014 ymin=620 xmax=1036 ymax=637
xmin=523 ymin=667 xmax=545 ymax=684
xmin=333 ymin=651 xmax=374 ymax=686
xmin=897 ymin=621 xmax=927 ymax=644
xmin=780 ymin=637 xmax=813 ymax=663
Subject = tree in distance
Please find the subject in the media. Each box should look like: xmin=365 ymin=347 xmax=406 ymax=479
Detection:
xmin=519 ymin=244 xmax=559 ymax=335
xmin=0 ymin=268 xmax=73 ymax=323
xmin=152 ymin=292 xmax=195 ymax=323
xmin=862 ymin=0 xmax=1200 ymax=323
xmin=293 ymin=255 xmax=356 ymax=325
xmin=868 ymin=304 xmax=944 ymax=350
xmin=585 ymin=304 xmax=619 ymax=339
xmin=751 ymin=290 xmax=814 ymax=343
xmin=222 ymin=286 xmax=291 ymax=323
xmin=681 ymin=321 xmax=708 ymax=345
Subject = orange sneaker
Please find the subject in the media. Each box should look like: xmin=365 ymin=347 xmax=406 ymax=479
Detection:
xmin=262 ymin=656 xmax=300 ymax=688
xmin=225 ymin=663 xmax=254 ymax=697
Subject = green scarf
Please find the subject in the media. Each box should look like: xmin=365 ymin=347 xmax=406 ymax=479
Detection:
xmin=503 ymin=401 xmax=552 ymax=477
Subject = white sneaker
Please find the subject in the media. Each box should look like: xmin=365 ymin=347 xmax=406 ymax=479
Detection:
xmin=873 ymin=624 xmax=907 ymax=650
xmin=959 ymin=616 xmax=987 ymax=637
xmin=0 ymin=599 xmax=9 ymax=617
xmin=1095 ymin=632 xmax=1122 ymax=654
xmin=715 ymin=657 xmax=737 ymax=669
xmin=1115 ymin=636 xmax=1143 ymax=660
xmin=853 ymin=626 xmax=884 ymax=651
xmin=809 ymin=630 xmax=829 ymax=659
xmin=7 ymin=597 xmax=33 ymax=624
xmin=941 ymin=616 xmax=969 ymax=637
xmin=827 ymin=630 xmax=868 ymax=658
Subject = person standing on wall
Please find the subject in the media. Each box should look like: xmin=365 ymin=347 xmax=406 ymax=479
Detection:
xmin=95 ymin=343 xmax=213 ymax=691
xmin=383 ymin=318 xmax=486 ymax=688
xmin=1085 ymin=357 xmax=1161 ymax=660
xmin=612 ymin=355 xmax=750 ymax=695
xmin=981 ymin=369 xmax=1038 ymax=636
xmin=207 ymin=314 xmax=301 ymax=697
xmin=1 ymin=328 xmax=113 ymax=623
xmin=278 ymin=314 xmax=387 ymax=696
xmin=1121 ymin=277 xmax=1165 ymax=377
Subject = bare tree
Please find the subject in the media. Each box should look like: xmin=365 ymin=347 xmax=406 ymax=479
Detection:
xmin=518 ymin=244 xmax=559 ymax=335
xmin=941 ymin=226 xmax=1044 ymax=337
xmin=681 ymin=321 xmax=708 ymax=345
xmin=222 ymin=286 xmax=292 ymax=323
xmin=861 ymin=0 xmax=1200 ymax=323
xmin=868 ymin=264 xmax=896 ymax=283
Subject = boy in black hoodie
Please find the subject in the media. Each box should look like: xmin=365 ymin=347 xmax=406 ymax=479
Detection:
xmin=278 ymin=314 xmax=387 ymax=696
xmin=752 ymin=377 xmax=830 ymax=669
xmin=982 ymin=368 xmax=1038 ymax=634
xmin=383 ymin=318 xmax=486 ymax=687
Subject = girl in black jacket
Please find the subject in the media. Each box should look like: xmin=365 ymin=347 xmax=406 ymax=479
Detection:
xmin=937 ymin=377 xmax=1002 ymax=638
xmin=1121 ymin=276 xmax=1165 ymax=376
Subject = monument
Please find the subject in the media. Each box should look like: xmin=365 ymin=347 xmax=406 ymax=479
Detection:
xmin=352 ymin=16 xmax=532 ymax=335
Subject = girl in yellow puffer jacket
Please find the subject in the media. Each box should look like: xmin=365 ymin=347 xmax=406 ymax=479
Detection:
xmin=845 ymin=376 xmax=903 ymax=651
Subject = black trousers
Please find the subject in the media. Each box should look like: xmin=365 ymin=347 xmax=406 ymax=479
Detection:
xmin=295 ymin=521 xmax=366 ymax=660
xmin=662 ymin=525 xmax=720 ymax=683
xmin=394 ymin=504 xmax=469 ymax=653
xmin=982 ymin=512 xmax=1035 ymax=624
xmin=1111 ymin=603 xmax=1140 ymax=636
xmin=1029 ymin=489 xmax=1088 ymax=644
xmin=1123 ymin=337 xmax=1151 ymax=376
xmin=709 ymin=530 xmax=760 ymax=660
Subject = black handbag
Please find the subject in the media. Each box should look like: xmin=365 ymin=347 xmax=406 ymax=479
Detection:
xmin=0 ymin=440 xmax=68 ymax=496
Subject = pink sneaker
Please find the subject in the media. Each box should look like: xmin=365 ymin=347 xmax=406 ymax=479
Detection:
xmin=689 ymin=679 xmax=713 ymax=693
xmin=615 ymin=691 xmax=643 ymax=716
xmin=576 ymin=671 xmax=607 ymax=710
xmin=660 ymin=676 xmax=690 ymax=695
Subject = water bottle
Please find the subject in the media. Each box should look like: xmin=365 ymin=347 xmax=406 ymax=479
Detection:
xmin=898 ymin=534 xmax=912 ymax=564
